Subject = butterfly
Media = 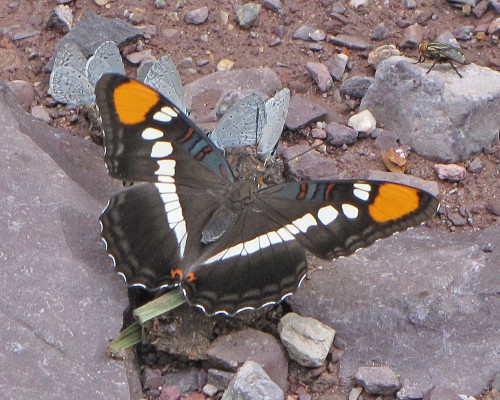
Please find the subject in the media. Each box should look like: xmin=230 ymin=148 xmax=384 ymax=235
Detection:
xmin=137 ymin=55 xmax=187 ymax=115
xmin=96 ymin=74 xmax=439 ymax=316
xmin=209 ymin=88 xmax=290 ymax=159
xmin=49 ymin=41 xmax=124 ymax=106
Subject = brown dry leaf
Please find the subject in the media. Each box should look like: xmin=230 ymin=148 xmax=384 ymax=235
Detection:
xmin=380 ymin=148 xmax=409 ymax=173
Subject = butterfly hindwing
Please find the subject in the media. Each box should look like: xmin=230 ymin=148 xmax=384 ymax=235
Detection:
xmin=86 ymin=41 xmax=125 ymax=86
xmin=257 ymin=88 xmax=290 ymax=157
xmin=143 ymin=56 xmax=187 ymax=114
xmin=49 ymin=66 xmax=95 ymax=106
xmin=210 ymin=94 xmax=266 ymax=150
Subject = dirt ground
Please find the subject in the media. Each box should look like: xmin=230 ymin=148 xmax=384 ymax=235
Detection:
xmin=0 ymin=0 xmax=498 ymax=398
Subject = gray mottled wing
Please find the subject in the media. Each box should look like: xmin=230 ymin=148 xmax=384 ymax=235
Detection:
xmin=257 ymin=88 xmax=290 ymax=157
xmin=49 ymin=66 xmax=95 ymax=106
xmin=210 ymin=94 xmax=266 ymax=150
xmin=86 ymin=41 xmax=125 ymax=86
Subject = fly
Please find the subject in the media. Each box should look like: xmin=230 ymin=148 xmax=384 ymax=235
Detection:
xmin=414 ymin=41 xmax=466 ymax=78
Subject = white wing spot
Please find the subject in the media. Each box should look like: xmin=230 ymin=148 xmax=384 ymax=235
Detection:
xmin=276 ymin=227 xmax=295 ymax=241
xmin=142 ymin=127 xmax=164 ymax=140
xmin=267 ymin=231 xmax=282 ymax=245
xmin=157 ymin=175 xmax=175 ymax=183
xmin=151 ymin=141 xmax=173 ymax=158
xmin=155 ymin=182 xmax=177 ymax=193
xmin=292 ymin=213 xmax=317 ymax=233
xmin=161 ymin=106 xmax=178 ymax=117
xmin=166 ymin=208 xmax=184 ymax=223
xmin=285 ymin=224 xmax=300 ymax=235
xmin=153 ymin=111 xmax=172 ymax=122
xmin=353 ymin=188 xmax=370 ymax=201
xmin=244 ymin=237 xmax=261 ymax=254
xmin=318 ymin=205 xmax=339 ymax=225
xmin=342 ymin=203 xmax=359 ymax=219
xmin=258 ymin=234 xmax=271 ymax=250
xmin=155 ymin=159 xmax=176 ymax=177
xmin=353 ymin=183 xmax=371 ymax=192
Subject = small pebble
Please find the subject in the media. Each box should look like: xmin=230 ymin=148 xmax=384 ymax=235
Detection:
xmin=467 ymin=157 xmax=483 ymax=172
xmin=371 ymin=22 xmax=389 ymax=40
xmin=482 ymin=243 xmax=495 ymax=252
xmin=433 ymin=164 xmax=466 ymax=181
xmin=400 ymin=23 xmax=424 ymax=48
xmin=348 ymin=109 xmax=377 ymax=134
xmin=306 ymin=62 xmax=333 ymax=92
xmin=486 ymin=200 xmax=500 ymax=216
xmin=262 ymin=0 xmax=282 ymax=13
xmin=184 ymin=6 xmax=209 ymax=25
xmin=293 ymin=24 xmax=318 ymax=41
xmin=309 ymin=29 xmax=326 ymax=42
xmin=235 ymin=3 xmax=261 ymax=29
xmin=202 ymin=383 xmax=218 ymax=396
xmin=457 ymin=26 xmax=475 ymax=40
xmin=217 ymin=59 xmax=234 ymax=71
xmin=31 ymin=106 xmax=51 ymax=123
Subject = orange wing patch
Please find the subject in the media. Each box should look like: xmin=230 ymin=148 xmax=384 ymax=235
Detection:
xmin=369 ymin=183 xmax=420 ymax=223
xmin=113 ymin=80 xmax=160 ymax=125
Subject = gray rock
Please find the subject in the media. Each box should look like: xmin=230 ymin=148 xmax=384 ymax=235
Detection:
xmin=360 ymin=57 xmax=500 ymax=162
xmin=47 ymin=4 xmax=73 ymax=34
xmin=263 ymin=0 xmax=282 ymax=13
xmin=325 ymin=53 xmax=348 ymax=81
xmin=447 ymin=0 xmax=478 ymax=6
xmin=406 ymin=0 xmax=417 ymax=8
xmin=331 ymin=1 xmax=347 ymax=14
xmin=329 ymin=34 xmax=372 ymax=50
xmin=400 ymin=23 xmax=423 ymax=49
xmin=235 ymin=3 xmax=261 ymax=29
xmin=457 ymin=26 xmax=474 ymax=41
xmin=184 ymin=67 xmax=282 ymax=124
xmin=373 ymin=129 xmax=400 ymax=151
xmin=340 ymin=77 xmax=374 ymax=99
xmin=489 ymin=0 xmax=500 ymax=13
xmin=278 ymin=313 xmax=335 ymax=368
xmin=184 ymin=6 xmax=209 ymax=25
xmin=163 ymin=367 xmax=206 ymax=393
xmin=142 ymin=368 xmax=163 ymax=390
xmin=203 ymin=383 xmax=219 ymax=397
xmin=422 ymin=385 xmax=460 ymax=400
xmin=206 ymin=328 xmax=288 ymax=391
xmin=467 ymin=157 xmax=483 ymax=172
xmin=309 ymin=29 xmax=327 ymax=42
xmin=45 ymin=13 xmax=141 ymax=71
xmin=285 ymin=95 xmax=328 ymax=130
xmin=207 ymin=369 xmax=235 ymax=391
xmin=486 ymin=200 xmax=500 ymax=216
xmin=325 ymin=122 xmax=358 ymax=146
xmin=306 ymin=62 xmax=333 ymax=92
xmin=288 ymin=224 xmax=500 ymax=399
xmin=472 ymin=0 xmax=489 ymax=17
xmin=371 ymin=22 xmax=389 ymax=41
xmin=283 ymin=143 xmax=338 ymax=180
xmin=31 ymin=105 xmax=51 ymax=123
xmin=0 ymin=82 xmax=133 ymax=398
xmin=7 ymin=80 xmax=35 ymax=112
xmin=436 ymin=30 xmax=461 ymax=49
xmin=221 ymin=360 xmax=284 ymax=400
xmin=348 ymin=109 xmax=377 ymax=134
xmin=293 ymin=24 xmax=319 ymax=41
xmin=355 ymin=366 xmax=400 ymax=395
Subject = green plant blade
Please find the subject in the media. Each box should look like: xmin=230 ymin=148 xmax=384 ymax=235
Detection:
xmin=133 ymin=288 xmax=186 ymax=324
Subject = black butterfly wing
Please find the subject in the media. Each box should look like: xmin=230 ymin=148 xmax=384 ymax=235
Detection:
xmin=258 ymin=180 xmax=439 ymax=259
xmin=96 ymin=74 xmax=234 ymax=289
xmin=182 ymin=205 xmax=308 ymax=315
xmin=95 ymin=73 xmax=234 ymax=184
xmin=182 ymin=180 xmax=438 ymax=315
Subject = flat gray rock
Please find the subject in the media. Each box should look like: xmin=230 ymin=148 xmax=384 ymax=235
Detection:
xmin=360 ymin=57 xmax=500 ymax=163
xmin=288 ymin=225 xmax=499 ymax=399
xmin=0 ymin=82 xmax=136 ymax=399
xmin=45 ymin=13 xmax=142 ymax=71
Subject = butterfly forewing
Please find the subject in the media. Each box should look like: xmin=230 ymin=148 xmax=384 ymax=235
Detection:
xmin=95 ymin=74 xmax=234 ymax=184
xmin=49 ymin=66 xmax=95 ymax=106
xmin=259 ymin=180 xmax=439 ymax=259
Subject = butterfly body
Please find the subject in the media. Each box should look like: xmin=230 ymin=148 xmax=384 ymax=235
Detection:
xmin=96 ymin=74 xmax=439 ymax=316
